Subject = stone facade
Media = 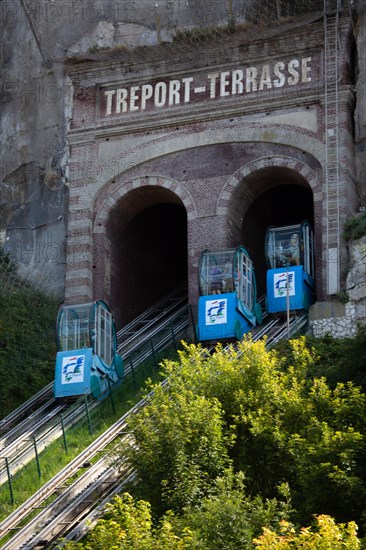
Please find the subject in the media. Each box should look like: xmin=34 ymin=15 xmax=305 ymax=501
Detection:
xmin=310 ymin=302 xmax=360 ymax=338
xmin=1 ymin=1 xmax=366 ymax=336
xmin=309 ymin=233 xmax=366 ymax=337
xmin=63 ymin=12 xmax=361 ymax=328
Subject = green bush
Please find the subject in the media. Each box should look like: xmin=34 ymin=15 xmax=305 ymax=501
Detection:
xmin=274 ymin=329 xmax=366 ymax=390
xmin=0 ymin=250 xmax=59 ymax=418
xmin=115 ymin=338 xmax=366 ymax=533
xmin=343 ymin=211 xmax=366 ymax=240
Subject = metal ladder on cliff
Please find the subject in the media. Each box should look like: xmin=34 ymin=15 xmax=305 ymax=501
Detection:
xmin=324 ymin=0 xmax=341 ymax=295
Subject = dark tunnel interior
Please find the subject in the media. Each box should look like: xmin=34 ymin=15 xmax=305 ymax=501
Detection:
xmin=110 ymin=202 xmax=187 ymax=327
xmin=241 ymin=184 xmax=314 ymax=297
xmin=107 ymin=176 xmax=314 ymax=327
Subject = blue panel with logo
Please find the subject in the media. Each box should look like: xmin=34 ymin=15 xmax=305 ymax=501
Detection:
xmin=198 ymin=293 xmax=252 ymax=342
xmin=265 ymin=222 xmax=316 ymax=314
xmin=267 ymin=266 xmax=314 ymax=313
xmin=54 ymin=348 xmax=93 ymax=398
xmin=197 ymin=246 xmax=261 ymax=343
xmin=54 ymin=300 xmax=124 ymax=400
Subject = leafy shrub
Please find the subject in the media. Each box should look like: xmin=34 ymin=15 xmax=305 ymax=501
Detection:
xmin=343 ymin=211 xmax=366 ymax=240
xmin=0 ymin=249 xmax=59 ymax=418
xmin=253 ymin=515 xmax=360 ymax=549
xmin=115 ymin=338 xmax=366 ymax=533
xmin=274 ymin=329 xmax=366 ymax=390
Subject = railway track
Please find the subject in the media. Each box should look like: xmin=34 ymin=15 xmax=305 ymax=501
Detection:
xmin=251 ymin=311 xmax=308 ymax=348
xmin=0 ymin=376 xmax=171 ymax=549
xmin=0 ymin=386 xmax=55 ymax=441
xmin=0 ymin=288 xmax=189 ymax=496
xmin=116 ymin=283 xmax=188 ymax=353
xmin=0 ymin=292 xmax=307 ymax=548
xmin=0 ymin=396 xmax=147 ymax=549
xmin=0 ymin=396 xmax=104 ymax=487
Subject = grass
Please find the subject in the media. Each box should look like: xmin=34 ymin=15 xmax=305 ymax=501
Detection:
xmin=0 ymin=347 xmax=178 ymax=531
xmin=0 ymin=251 xmax=59 ymax=419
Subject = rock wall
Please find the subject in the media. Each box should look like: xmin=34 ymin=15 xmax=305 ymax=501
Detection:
xmin=355 ymin=2 xmax=366 ymax=207
xmin=0 ymin=0 xmax=250 ymax=297
xmin=310 ymin=235 xmax=366 ymax=337
xmin=346 ymin=234 xmax=366 ymax=321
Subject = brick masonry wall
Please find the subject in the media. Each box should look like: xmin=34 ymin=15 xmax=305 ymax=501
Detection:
xmin=63 ymin=14 xmax=361 ymax=332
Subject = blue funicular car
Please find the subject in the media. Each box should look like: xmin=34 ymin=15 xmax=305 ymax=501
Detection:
xmin=197 ymin=246 xmax=262 ymax=343
xmin=54 ymin=300 xmax=123 ymax=399
xmin=265 ymin=221 xmax=315 ymax=314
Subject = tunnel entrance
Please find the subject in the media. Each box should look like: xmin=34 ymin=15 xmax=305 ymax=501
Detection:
xmin=107 ymin=187 xmax=187 ymax=328
xmin=232 ymin=168 xmax=314 ymax=299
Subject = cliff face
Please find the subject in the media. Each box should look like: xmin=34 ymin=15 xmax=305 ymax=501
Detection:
xmin=0 ymin=2 xmax=72 ymax=296
xmin=347 ymin=235 xmax=366 ymax=323
xmin=355 ymin=3 xmax=366 ymax=209
xmin=0 ymin=0 xmax=230 ymax=296
xmin=309 ymin=229 xmax=366 ymax=338
xmin=1 ymin=1 xmax=366 ymax=299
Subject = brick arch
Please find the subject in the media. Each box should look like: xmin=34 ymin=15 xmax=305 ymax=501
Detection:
xmin=85 ymin=126 xmax=324 ymax=204
xmin=66 ymin=138 xmax=323 ymax=304
xmin=216 ymin=155 xmax=319 ymax=217
xmin=93 ymin=174 xmax=198 ymax=234
xmin=91 ymin=175 xmax=194 ymax=305
xmin=215 ymin=154 xmax=323 ymax=304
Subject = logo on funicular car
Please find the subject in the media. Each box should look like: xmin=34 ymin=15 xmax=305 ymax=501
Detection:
xmin=205 ymin=299 xmax=227 ymax=325
xmin=61 ymin=354 xmax=85 ymax=384
xmin=273 ymin=271 xmax=296 ymax=298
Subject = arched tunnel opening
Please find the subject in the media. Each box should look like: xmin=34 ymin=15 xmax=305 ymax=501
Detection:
xmin=107 ymin=188 xmax=187 ymax=328
xmin=237 ymin=169 xmax=314 ymax=299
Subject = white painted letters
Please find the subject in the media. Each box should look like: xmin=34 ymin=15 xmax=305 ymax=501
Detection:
xmin=207 ymin=73 xmax=219 ymax=98
xmin=101 ymin=56 xmax=313 ymax=117
xmin=104 ymin=89 xmax=116 ymax=116
xmin=154 ymin=82 xmax=167 ymax=107
xmin=273 ymin=62 xmax=286 ymax=88
xmin=231 ymin=69 xmax=244 ymax=95
xmin=129 ymin=86 xmax=140 ymax=111
xmin=141 ymin=84 xmax=153 ymax=110
xmin=116 ymin=88 xmax=128 ymax=113
xmin=182 ymin=77 xmax=193 ymax=103
xmin=246 ymin=67 xmax=258 ymax=92
xmin=301 ymin=57 xmax=312 ymax=83
xmin=288 ymin=59 xmax=300 ymax=85
xmin=169 ymin=80 xmax=181 ymax=105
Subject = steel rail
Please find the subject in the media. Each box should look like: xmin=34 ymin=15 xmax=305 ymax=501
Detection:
xmin=58 ymin=472 xmax=137 ymax=547
xmin=116 ymin=283 xmax=188 ymax=342
xmin=117 ymin=301 xmax=189 ymax=355
xmin=0 ymin=290 xmax=308 ymax=547
xmin=0 ymin=400 xmax=61 ymax=451
xmin=0 ymin=385 xmax=54 ymax=437
xmin=119 ymin=305 xmax=190 ymax=360
xmin=0 ymin=293 xmax=189 ymax=490
xmin=1 ymin=460 xmax=130 ymax=549
xmin=0 ymin=380 xmax=168 ymax=550
xmin=0 ymin=397 xmax=144 ymax=544
xmin=0 ymin=398 xmax=100 ymax=487
xmin=31 ymin=466 xmax=124 ymax=549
